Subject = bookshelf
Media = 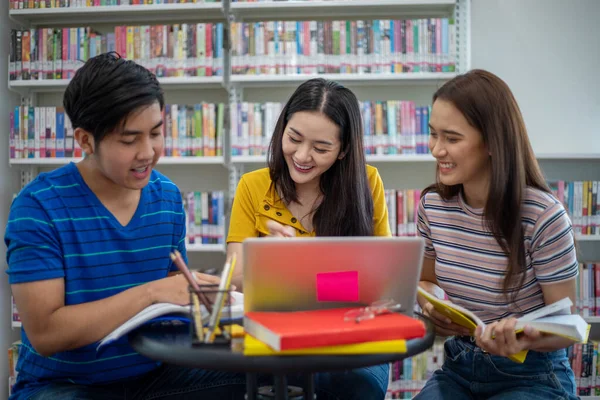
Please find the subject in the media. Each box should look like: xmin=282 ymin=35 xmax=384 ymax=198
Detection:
xmin=228 ymin=73 xmax=457 ymax=88
xmin=9 ymin=156 xmax=226 ymax=166
xmin=228 ymin=0 xmax=457 ymax=20
xmin=8 ymin=76 xmax=224 ymax=94
xmin=8 ymin=3 xmax=225 ymax=25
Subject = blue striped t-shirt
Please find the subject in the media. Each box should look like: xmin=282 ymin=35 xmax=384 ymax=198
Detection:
xmin=5 ymin=162 xmax=187 ymax=398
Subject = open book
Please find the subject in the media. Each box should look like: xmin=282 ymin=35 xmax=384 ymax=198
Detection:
xmin=97 ymin=291 xmax=244 ymax=351
xmin=417 ymin=287 xmax=589 ymax=363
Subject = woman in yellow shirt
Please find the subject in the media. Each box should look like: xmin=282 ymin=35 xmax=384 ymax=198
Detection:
xmin=226 ymin=78 xmax=391 ymax=400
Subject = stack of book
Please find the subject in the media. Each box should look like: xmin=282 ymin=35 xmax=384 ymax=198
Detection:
xmin=234 ymin=308 xmax=427 ymax=356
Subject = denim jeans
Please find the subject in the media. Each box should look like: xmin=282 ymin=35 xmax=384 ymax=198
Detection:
xmin=23 ymin=363 xmax=389 ymax=400
xmin=413 ymin=337 xmax=578 ymax=400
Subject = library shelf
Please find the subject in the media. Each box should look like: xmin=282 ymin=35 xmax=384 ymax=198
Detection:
xmin=8 ymin=76 xmax=224 ymax=94
xmin=229 ymin=0 xmax=456 ymax=21
xmin=576 ymin=235 xmax=600 ymax=242
xmin=9 ymin=157 xmax=226 ymax=166
xmin=229 ymin=73 xmax=457 ymax=88
xmin=8 ymin=3 xmax=224 ymax=26
xmin=230 ymin=154 xmax=436 ymax=164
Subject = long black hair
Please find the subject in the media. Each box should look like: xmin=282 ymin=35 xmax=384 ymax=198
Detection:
xmin=423 ymin=69 xmax=550 ymax=302
xmin=267 ymin=78 xmax=374 ymax=236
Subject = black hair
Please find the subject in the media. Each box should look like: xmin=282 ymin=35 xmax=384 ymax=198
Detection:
xmin=63 ymin=51 xmax=164 ymax=145
xmin=267 ymin=78 xmax=374 ymax=236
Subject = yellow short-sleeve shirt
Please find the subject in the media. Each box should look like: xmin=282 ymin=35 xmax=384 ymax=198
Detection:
xmin=226 ymin=165 xmax=391 ymax=242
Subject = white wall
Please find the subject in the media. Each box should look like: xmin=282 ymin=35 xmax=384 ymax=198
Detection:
xmin=470 ymin=0 xmax=600 ymax=155
xmin=1 ymin=8 xmax=26 ymax=400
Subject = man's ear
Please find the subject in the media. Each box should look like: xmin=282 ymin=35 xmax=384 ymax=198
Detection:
xmin=74 ymin=127 xmax=95 ymax=156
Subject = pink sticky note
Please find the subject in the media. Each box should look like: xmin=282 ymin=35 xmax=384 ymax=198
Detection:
xmin=316 ymin=271 xmax=359 ymax=302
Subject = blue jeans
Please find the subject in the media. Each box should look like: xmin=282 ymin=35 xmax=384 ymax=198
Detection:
xmin=24 ymin=363 xmax=389 ymax=400
xmin=413 ymin=337 xmax=578 ymax=400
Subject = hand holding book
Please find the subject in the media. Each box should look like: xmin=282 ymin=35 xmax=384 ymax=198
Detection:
xmin=417 ymin=286 xmax=589 ymax=363
xmin=474 ymin=317 xmax=543 ymax=359
xmin=417 ymin=284 xmax=471 ymax=337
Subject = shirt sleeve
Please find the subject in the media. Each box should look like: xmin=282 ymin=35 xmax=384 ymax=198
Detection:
xmin=227 ymin=176 xmax=258 ymax=243
xmin=5 ymin=192 xmax=65 ymax=284
xmin=370 ymin=168 xmax=392 ymax=237
xmin=417 ymin=194 xmax=436 ymax=259
xmin=530 ymin=202 xmax=578 ymax=284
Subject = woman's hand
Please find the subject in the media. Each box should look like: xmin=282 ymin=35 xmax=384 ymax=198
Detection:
xmin=475 ymin=318 xmax=542 ymax=357
xmin=266 ymin=220 xmax=296 ymax=238
xmin=418 ymin=296 xmax=471 ymax=337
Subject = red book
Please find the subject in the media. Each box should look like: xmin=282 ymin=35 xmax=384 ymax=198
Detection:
xmin=244 ymin=308 xmax=426 ymax=352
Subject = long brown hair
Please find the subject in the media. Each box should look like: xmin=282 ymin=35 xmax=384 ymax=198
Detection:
xmin=424 ymin=69 xmax=550 ymax=303
xmin=267 ymin=78 xmax=374 ymax=236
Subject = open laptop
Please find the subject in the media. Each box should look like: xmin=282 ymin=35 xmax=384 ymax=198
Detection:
xmin=242 ymin=236 xmax=425 ymax=317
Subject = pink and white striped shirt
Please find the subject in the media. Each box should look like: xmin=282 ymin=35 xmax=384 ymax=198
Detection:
xmin=417 ymin=187 xmax=578 ymax=324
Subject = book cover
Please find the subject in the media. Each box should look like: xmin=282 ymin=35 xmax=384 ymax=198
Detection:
xmin=242 ymin=334 xmax=407 ymax=356
xmin=244 ymin=308 xmax=426 ymax=352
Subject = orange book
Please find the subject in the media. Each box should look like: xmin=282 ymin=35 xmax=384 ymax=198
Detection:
xmin=244 ymin=308 xmax=426 ymax=352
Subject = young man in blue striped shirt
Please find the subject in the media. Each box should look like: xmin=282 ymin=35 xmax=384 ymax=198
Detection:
xmin=4 ymin=52 xmax=245 ymax=400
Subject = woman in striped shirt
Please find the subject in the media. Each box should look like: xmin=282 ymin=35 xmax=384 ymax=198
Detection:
xmin=415 ymin=69 xmax=579 ymax=400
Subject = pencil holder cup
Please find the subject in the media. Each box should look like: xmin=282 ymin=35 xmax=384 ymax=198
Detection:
xmin=188 ymin=284 xmax=235 ymax=347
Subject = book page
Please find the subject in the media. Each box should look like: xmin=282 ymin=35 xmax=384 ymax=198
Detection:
xmin=97 ymin=291 xmax=245 ymax=351
xmin=516 ymin=297 xmax=573 ymax=323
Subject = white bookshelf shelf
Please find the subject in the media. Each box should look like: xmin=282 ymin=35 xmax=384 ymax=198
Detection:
xmin=186 ymin=243 xmax=225 ymax=253
xmin=536 ymin=153 xmax=600 ymax=160
xmin=9 ymin=156 xmax=225 ymax=166
xmin=229 ymin=73 xmax=457 ymax=88
xmin=231 ymin=154 xmax=437 ymax=164
xmin=229 ymin=0 xmax=456 ymax=20
xmin=585 ymin=317 xmax=600 ymax=324
xmin=8 ymin=3 xmax=224 ymax=26
xmin=11 ymin=321 xmax=21 ymax=329
xmin=8 ymin=76 xmax=224 ymax=94
xmin=577 ymin=235 xmax=600 ymax=242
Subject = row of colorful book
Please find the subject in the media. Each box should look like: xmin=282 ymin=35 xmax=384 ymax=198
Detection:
xmin=8 ymin=103 xmax=225 ymax=159
xmin=576 ymin=263 xmax=600 ymax=318
xmin=231 ymin=19 xmax=456 ymax=75
xmin=9 ymin=24 xmax=224 ymax=81
xmin=163 ymin=103 xmax=225 ymax=157
xmin=386 ymin=340 xmax=444 ymax=399
xmin=385 ymin=189 xmax=421 ymax=238
xmin=182 ymin=191 xmax=225 ymax=245
xmin=10 ymin=0 xmax=220 ymax=8
xmin=569 ymin=341 xmax=600 ymax=396
xmin=231 ymin=101 xmax=432 ymax=157
xmin=549 ymin=180 xmax=600 ymax=236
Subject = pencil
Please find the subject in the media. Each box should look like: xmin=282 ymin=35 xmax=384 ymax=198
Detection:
xmin=170 ymin=251 xmax=213 ymax=314
xmin=204 ymin=253 xmax=237 ymax=343
xmin=192 ymin=291 xmax=204 ymax=342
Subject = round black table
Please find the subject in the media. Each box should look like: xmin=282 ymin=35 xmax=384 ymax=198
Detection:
xmin=129 ymin=316 xmax=435 ymax=400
